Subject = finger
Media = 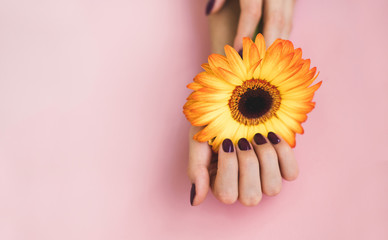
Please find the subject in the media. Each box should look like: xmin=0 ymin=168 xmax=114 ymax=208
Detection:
xmin=208 ymin=0 xmax=240 ymax=54
xmin=281 ymin=0 xmax=295 ymax=39
xmin=267 ymin=132 xmax=299 ymax=181
xmin=262 ymin=0 xmax=291 ymax=45
xmin=233 ymin=0 xmax=263 ymax=51
xmin=187 ymin=126 xmax=212 ymax=206
xmin=251 ymin=133 xmax=282 ymax=196
xmin=206 ymin=0 xmax=227 ymax=15
xmin=236 ymin=138 xmax=262 ymax=206
xmin=213 ymin=139 xmax=239 ymax=204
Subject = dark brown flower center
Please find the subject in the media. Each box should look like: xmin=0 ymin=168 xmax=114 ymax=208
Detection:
xmin=238 ymin=88 xmax=273 ymax=119
xmin=229 ymin=79 xmax=281 ymax=125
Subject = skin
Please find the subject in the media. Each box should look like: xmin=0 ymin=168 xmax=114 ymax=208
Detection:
xmin=188 ymin=0 xmax=298 ymax=206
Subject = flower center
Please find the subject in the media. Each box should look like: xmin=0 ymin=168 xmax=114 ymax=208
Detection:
xmin=229 ymin=79 xmax=281 ymax=126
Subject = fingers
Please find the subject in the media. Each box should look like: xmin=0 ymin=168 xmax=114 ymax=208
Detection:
xmin=210 ymin=133 xmax=298 ymax=206
xmin=233 ymin=0 xmax=263 ymax=51
xmin=262 ymin=0 xmax=295 ymax=45
xmin=236 ymin=138 xmax=262 ymax=206
xmin=187 ymin=126 xmax=212 ymax=206
xmin=212 ymin=139 xmax=239 ymax=204
xmin=267 ymin=132 xmax=299 ymax=181
xmin=251 ymin=133 xmax=282 ymax=196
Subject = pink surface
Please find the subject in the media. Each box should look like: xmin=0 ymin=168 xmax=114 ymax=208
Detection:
xmin=0 ymin=0 xmax=387 ymax=239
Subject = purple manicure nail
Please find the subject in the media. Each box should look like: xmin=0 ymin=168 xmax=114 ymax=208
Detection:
xmin=254 ymin=133 xmax=267 ymax=145
xmin=238 ymin=138 xmax=251 ymax=151
xmin=268 ymin=132 xmax=281 ymax=145
xmin=205 ymin=0 xmax=215 ymax=16
xmin=222 ymin=138 xmax=234 ymax=153
xmin=190 ymin=183 xmax=196 ymax=206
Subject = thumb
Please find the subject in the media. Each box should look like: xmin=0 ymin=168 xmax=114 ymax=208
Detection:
xmin=187 ymin=126 xmax=212 ymax=206
xmin=206 ymin=0 xmax=227 ymax=15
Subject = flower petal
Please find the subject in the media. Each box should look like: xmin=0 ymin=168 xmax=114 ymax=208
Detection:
xmin=269 ymin=117 xmax=296 ymax=147
xmin=194 ymin=72 xmax=235 ymax=91
xmin=217 ymin=67 xmax=244 ymax=86
xmin=224 ymin=45 xmax=247 ymax=80
xmin=242 ymin=37 xmax=254 ymax=69
xmin=276 ymin=110 xmax=304 ymax=134
xmin=190 ymin=106 xmax=228 ymax=126
xmin=254 ymin=33 xmax=266 ymax=59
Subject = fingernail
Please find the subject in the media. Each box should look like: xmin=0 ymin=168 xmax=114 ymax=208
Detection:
xmin=190 ymin=183 xmax=196 ymax=206
xmin=238 ymin=49 xmax=243 ymax=58
xmin=238 ymin=138 xmax=251 ymax=151
xmin=254 ymin=133 xmax=267 ymax=145
xmin=268 ymin=132 xmax=281 ymax=145
xmin=205 ymin=0 xmax=215 ymax=16
xmin=222 ymin=138 xmax=234 ymax=153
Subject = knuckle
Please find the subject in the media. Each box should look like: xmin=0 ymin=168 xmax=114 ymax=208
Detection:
xmin=261 ymin=148 xmax=277 ymax=161
xmin=240 ymin=192 xmax=262 ymax=206
xmin=240 ymin=157 xmax=258 ymax=169
xmin=245 ymin=8 xmax=262 ymax=20
xmin=266 ymin=12 xmax=286 ymax=29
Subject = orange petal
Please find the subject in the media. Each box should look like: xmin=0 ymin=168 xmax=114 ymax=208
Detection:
xmin=224 ymin=45 xmax=247 ymax=80
xmin=187 ymin=82 xmax=202 ymax=90
xmin=208 ymin=54 xmax=232 ymax=79
xmin=242 ymin=37 xmax=254 ymax=70
xmin=254 ymin=33 xmax=266 ymax=58
xmin=194 ymin=72 xmax=235 ymax=91
xmin=190 ymin=106 xmax=227 ymax=126
xmin=269 ymin=117 xmax=296 ymax=148
xmin=201 ymin=63 xmax=213 ymax=73
xmin=188 ymin=90 xmax=230 ymax=103
xmin=276 ymin=110 xmax=304 ymax=134
xmin=217 ymin=67 xmax=244 ymax=86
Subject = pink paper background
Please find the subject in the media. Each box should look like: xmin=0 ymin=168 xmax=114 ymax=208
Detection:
xmin=1 ymin=0 xmax=387 ymax=239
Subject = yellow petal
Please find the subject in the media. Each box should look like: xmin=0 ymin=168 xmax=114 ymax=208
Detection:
xmin=190 ymin=106 xmax=228 ymax=126
xmin=269 ymin=117 xmax=296 ymax=147
xmin=217 ymin=67 xmax=244 ymax=86
xmin=280 ymin=100 xmax=315 ymax=113
xmin=224 ymin=45 xmax=247 ymax=80
xmin=276 ymin=110 xmax=304 ymax=134
xmin=259 ymin=41 xmax=283 ymax=80
xmin=188 ymin=90 xmax=231 ymax=103
xmin=194 ymin=72 xmax=235 ymax=91
xmin=189 ymin=102 xmax=227 ymax=114
xmin=208 ymin=54 xmax=232 ymax=79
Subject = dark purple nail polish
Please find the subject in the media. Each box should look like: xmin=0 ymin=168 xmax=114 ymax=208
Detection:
xmin=254 ymin=133 xmax=267 ymax=145
xmin=268 ymin=132 xmax=281 ymax=145
xmin=222 ymin=138 xmax=234 ymax=153
xmin=205 ymin=0 xmax=215 ymax=15
xmin=238 ymin=138 xmax=251 ymax=151
xmin=238 ymin=49 xmax=243 ymax=58
xmin=190 ymin=183 xmax=196 ymax=206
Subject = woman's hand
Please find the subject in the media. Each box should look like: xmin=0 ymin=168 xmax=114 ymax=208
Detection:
xmin=206 ymin=0 xmax=295 ymax=51
xmin=187 ymin=0 xmax=297 ymax=206
xmin=188 ymin=126 xmax=298 ymax=206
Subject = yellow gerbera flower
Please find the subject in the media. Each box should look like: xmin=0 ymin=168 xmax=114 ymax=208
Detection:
xmin=183 ymin=34 xmax=322 ymax=152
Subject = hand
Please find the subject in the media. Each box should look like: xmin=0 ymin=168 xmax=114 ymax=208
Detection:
xmin=188 ymin=126 xmax=298 ymax=206
xmin=187 ymin=0 xmax=298 ymax=206
xmin=206 ymin=0 xmax=295 ymax=52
